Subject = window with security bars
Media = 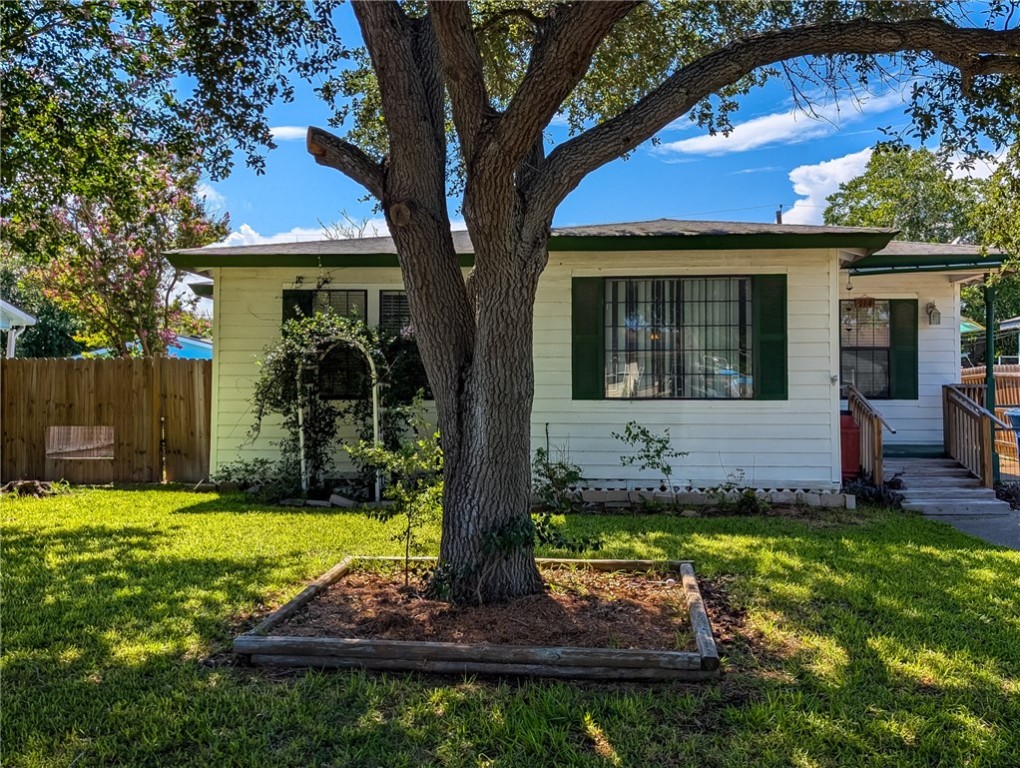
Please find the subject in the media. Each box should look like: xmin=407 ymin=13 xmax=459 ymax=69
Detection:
xmin=840 ymin=299 xmax=892 ymax=398
xmin=379 ymin=290 xmax=432 ymax=398
xmin=604 ymin=277 xmax=753 ymax=399
xmin=282 ymin=289 xmax=368 ymax=400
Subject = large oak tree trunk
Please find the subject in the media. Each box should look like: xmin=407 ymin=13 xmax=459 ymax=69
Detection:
xmin=386 ymin=189 xmax=547 ymax=603
xmin=436 ymin=229 xmax=547 ymax=603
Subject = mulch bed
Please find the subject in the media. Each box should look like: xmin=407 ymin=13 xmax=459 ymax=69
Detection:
xmin=270 ymin=564 xmax=740 ymax=653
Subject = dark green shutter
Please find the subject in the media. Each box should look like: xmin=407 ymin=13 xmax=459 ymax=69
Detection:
xmin=752 ymin=275 xmax=788 ymax=400
xmin=889 ymin=299 xmax=919 ymax=400
xmin=572 ymin=277 xmax=604 ymax=400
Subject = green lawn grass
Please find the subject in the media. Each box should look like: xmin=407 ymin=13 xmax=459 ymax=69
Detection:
xmin=3 ymin=489 xmax=1019 ymax=767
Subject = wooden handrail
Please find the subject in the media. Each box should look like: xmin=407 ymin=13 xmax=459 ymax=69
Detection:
xmin=845 ymin=384 xmax=896 ymax=485
xmin=845 ymin=384 xmax=897 ymax=435
xmin=943 ymin=384 xmax=1001 ymax=488
xmin=945 ymin=385 xmax=1010 ymax=429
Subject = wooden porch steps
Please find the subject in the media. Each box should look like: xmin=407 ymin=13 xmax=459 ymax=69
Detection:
xmin=885 ymin=458 xmax=1012 ymax=517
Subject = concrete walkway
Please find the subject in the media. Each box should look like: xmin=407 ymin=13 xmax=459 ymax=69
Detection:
xmin=936 ymin=510 xmax=1020 ymax=550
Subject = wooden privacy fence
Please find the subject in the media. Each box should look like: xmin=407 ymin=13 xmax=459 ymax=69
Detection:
xmin=1 ymin=358 xmax=211 ymax=484
xmin=959 ymin=366 xmax=1020 ymax=477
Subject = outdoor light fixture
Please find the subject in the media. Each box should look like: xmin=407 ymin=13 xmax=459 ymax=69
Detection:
xmin=845 ymin=273 xmax=854 ymax=292
xmin=926 ymin=301 xmax=941 ymax=326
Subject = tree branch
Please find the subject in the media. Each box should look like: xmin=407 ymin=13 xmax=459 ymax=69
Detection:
xmin=530 ymin=17 xmax=1020 ymax=217
xmin=476 ymin=7 xmax=542 ymax=36
xmin=487 ymin=1 xmax=639 ymax=171
xmin=429 ymin=1 xmax=490 ymax=161
xmin=306 ymin=126 xmax=385 ymax=200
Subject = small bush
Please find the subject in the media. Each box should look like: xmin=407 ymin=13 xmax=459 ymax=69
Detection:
xmin=532 ymin=447 xmax=584 ymax=512
xmin=211 ymin=451 xmax=302 ymax=503
xmin=346 ymin=397 xmax=442 ymax=586
xmin=995 ymin=482 xmax=1020 ymax=510
xmin=842 ymin=473 xmax=904 ymax=509
xmin=612 ymin=421 xmax=687 ymax=505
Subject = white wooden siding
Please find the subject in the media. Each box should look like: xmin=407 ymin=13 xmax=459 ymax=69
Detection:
xmin=536 ymin=250 xmax=841 ymax=491
xmin=839 ymin=272 xmax=961 ymax=446
xmin=211 ymin=251 xmax=843 ymax=490
xmin=211 ymin=268 xmax=411 ymax=471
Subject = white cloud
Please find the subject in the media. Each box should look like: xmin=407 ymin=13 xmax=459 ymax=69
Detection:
xmin=269 ymin=126 xmax=307 ymax=141
xmin=655 ymin=91 xmax=903 ymax=157
xmin=208 ymin=217 xmax=467 ymax=249
xmin=209 ymin=224 xmax=335 ymax=247
xmin=784 ymin=148 xmax=873 ymax=225
xmin=950 ymin=153 xmax=1000 ymax=181
xmin=730 ymin=166 xmax=782 ymax=176
xmin=195 ymin=183 xmax=226 ymax=211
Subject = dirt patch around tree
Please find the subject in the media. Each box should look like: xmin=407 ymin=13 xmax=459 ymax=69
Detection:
xmin=269 ymin=563 xmax=741 ymax=654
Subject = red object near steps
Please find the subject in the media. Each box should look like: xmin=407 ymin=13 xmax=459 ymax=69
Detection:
xmin=841 ymin=413 xmax=860 ymax=482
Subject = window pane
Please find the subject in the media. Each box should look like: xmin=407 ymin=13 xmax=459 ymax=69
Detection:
xmin=378 ymin=290 xmax=431 ymax=399
xmin=840 ymin=299 xmax=892 ymax=398
xmin=380 ymin=290 xmax=412 ymax=335
xmin=604 ymin=277 xmax=752 ymax=400
xmin=841 ymin=349 xmax=890 ymax=399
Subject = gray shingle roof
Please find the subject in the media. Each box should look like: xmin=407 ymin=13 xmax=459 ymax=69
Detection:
xmin=169 ymin=218 xmax=898 ymax=259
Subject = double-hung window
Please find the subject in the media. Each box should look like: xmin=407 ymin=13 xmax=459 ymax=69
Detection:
xmin=282 ymin=289 xmax=368 ymax=400
xmin=572 ymin=275 xmax=787 ymax=401
xmin=379 ymin=290 xmax=432 ymax=398
xmin=839 ymin=298 xmax=918 ymax=399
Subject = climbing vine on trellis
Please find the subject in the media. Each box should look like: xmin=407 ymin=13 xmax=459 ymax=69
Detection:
xmin=249 ymin=311 xmax=382 ymax=494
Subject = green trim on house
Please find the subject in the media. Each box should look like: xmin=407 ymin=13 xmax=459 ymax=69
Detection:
xmin=851 ymin=253 xmax=1005 ymax=271
xmin=883 ymin=444 xmax=946 ymax=459
xmin=752 ymin=275 xmax=789 ymax=400
xmin=168 ymin=252 xmax=478 ymax=270
xmin=168 ymin=231 xmax=896 ymax=270
xmin=889 ymin=299 xmax=919 ymax=401
xmin=570 ymin=278 xmax=605 ymax=400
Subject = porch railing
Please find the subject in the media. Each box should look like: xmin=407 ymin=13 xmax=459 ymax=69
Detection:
xmin=955 ymin=368 xmax=1020 ymax=479
xmin=943 ymin=384 xmax=1009 ymax=488
xmin=845 ymin=384 xmax=896 ymax=485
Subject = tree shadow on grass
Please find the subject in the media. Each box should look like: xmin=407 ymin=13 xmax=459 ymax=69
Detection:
xmin=545 ymin=511 xmax=1020 ymax=763
xmin=170 ymin=495 xmax=362 ymax=515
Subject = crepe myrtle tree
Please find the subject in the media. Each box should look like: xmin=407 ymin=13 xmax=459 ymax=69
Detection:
xmin=304 ymin=2 xmax=1019 ymax=602
xmin=6 ymin=1 xmax=1019 ymax=602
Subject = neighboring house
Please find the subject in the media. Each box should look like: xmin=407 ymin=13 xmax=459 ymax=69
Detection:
xmin=0 ymin=299 xmax=37 ymax=358
xmin=168 ymin=219 xmax=1005 ymax=492
xmin=76 ymin=336 xmax=213 ymax=360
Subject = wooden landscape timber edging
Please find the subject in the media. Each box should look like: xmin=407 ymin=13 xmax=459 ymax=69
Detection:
xmin=235 ymin=557 xmax=720 ymax=681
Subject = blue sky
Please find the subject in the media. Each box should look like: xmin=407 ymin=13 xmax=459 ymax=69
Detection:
xmin=198 ymin=12 xmax=997 ymax=247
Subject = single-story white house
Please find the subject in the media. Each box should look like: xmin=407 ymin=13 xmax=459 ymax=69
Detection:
xmin=168 ymin=219 xmax=1006 ymax=493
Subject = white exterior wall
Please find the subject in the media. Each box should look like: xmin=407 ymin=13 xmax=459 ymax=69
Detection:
xmin=209 ymin=250 xmax=844 ymax=491
xmin=209 ymin=267 xmax=410 ymax=471
xmin=839 ymin=272 xmax=961 ymax=447
xmin=535 ymin=249 xmax=841 ymax=491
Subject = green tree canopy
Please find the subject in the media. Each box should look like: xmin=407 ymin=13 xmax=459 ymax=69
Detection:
xmin=823 ymin=145 xmax=985 ymax=243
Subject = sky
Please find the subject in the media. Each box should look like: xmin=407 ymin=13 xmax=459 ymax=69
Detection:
xmin=197 ymin=9 xmax=999 ymax=249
